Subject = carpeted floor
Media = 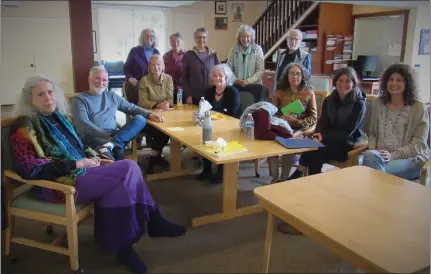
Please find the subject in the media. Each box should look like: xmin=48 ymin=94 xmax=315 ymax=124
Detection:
xmin=2 ymin=147 xmax=354 ymax=274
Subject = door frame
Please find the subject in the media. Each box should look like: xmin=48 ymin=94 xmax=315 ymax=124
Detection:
xmin=353 ymin=9 xmax=410 ymax=62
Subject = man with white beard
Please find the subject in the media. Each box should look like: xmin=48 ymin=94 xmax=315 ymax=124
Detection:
xmin=273 ymin=29 xmax=311 ymax=95
xmin=71 ymin=65 xmax=169 ymax=169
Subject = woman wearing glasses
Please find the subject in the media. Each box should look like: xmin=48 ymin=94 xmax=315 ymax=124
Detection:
xmin=181 ymin=27 xmax=219 ymax=105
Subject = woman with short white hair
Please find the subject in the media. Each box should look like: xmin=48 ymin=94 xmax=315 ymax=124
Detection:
xmin=123 ymin=28 xmax=161 ymax=103
xmin=197 ymin=64 xmax=240 ymax=184
xmin=227 ymin=25 xmax=265 ymax=90
xmin=181 ymin=27 xmax=219 ymax=105
xmin=9 ymin=75 xmax=185 ymax=273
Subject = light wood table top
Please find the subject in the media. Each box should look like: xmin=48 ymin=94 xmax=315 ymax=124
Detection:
xmin=254 ymin=166 xmax=430 ymax=273
xmin=149 ymin=105 xmax=315 ymax=164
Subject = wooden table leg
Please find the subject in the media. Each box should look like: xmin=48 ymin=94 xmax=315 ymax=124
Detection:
xmin=169 ymin=139 xmax=182 ymax=172
xmin=191 ymin=161 xmax=264 ymax=227
xmin=262 ymin=211 xmax=273 ymax=274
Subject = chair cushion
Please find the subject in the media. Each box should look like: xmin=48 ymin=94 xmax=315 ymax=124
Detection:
xmin=12 ymin=188 xmax=87 ymax=216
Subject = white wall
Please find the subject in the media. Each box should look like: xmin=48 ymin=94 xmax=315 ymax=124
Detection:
xmin=166 ymin=1 xmax=267 ymax=61
xmin=1 ymin=1 xmax=74 ymax=106
xmin=353 ymin=16 xmax=404 ymax=77
xmin=409 ymin=6 xmax=430 ymax=103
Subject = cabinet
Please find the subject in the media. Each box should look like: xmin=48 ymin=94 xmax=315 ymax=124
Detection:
xmin=0 ymin=17 xmax=74 ymax=105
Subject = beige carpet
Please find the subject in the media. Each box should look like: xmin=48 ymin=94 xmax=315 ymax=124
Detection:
xmin=2 ymin=148 xmax=353 ymax=274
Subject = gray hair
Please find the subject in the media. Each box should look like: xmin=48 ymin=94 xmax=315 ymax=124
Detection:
xmin=209 ymin=64 xmax=234 ymax=86
xmin=194 ymin=27 xmax=208 ymax=39
xmin=139 ymin=28 xmax=158 ymax=48
xmin=12 ymin=75 xmax=69 ymax=117
xmin=236 ymin=25 xmax=256 ymax=44
xmin=169 ymin=32 xmax=184 ymax=49
xmin=286 ymin=29 xmax=303 ymax=40
xmin=89 ymin=65 xmax=108 ymax=76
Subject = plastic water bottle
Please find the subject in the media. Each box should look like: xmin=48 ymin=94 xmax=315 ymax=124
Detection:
xmin=177 ymin=88 xmax=183 ymax=107
xmin=199 ymin=97 xmax=205 ymax=110
xmin=245 ymin=113 xmax=255 ymax=140
xmin=202 ymin=111 xmax=212 ymax=143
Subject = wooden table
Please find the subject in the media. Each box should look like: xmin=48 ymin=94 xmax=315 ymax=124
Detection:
xmin=147 ymin=105 xmax=316 ymax=227
xmin=254 ymin=166 xmax=430 ymax=273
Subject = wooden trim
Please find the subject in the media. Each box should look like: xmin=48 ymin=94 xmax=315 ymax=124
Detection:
xmin=352 ymin=10 xmax=410 ymax=62
xmin=69 ymin=0 xmax=93 ymax=93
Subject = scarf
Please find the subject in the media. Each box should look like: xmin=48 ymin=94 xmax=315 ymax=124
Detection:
xmin=236 ymin=44 xmax=253 ymax=80
xmin=25 ymin=112 xmax=89 ymax=185
xmin=239 ymin=102 xmax=293 ymax=134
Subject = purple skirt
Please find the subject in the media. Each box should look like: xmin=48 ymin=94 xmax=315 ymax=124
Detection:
xmin=75 ymin=159 xmax=156 ymax=252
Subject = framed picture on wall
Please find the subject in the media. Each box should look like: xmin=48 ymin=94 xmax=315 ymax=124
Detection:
xmin=215 ymin=1 xmax=227 ymax=15
xmin=232 ymin=4 xmax=244 ymax=22
xmin=92 ymin=30 xmax=97 ymax=53
xmin=214 ymin=17 xmax=228 ymax=30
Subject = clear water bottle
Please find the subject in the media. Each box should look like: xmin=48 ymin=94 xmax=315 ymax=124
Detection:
xmin=202 ymin=111 xmax=212 ymax=143
xmin=245 ymin=113 xmax=255 ymax=140
xmin=177 ymin=87 xmax=183 ymax=107
xmin=199 ymin=97 xmax=205 ymax=110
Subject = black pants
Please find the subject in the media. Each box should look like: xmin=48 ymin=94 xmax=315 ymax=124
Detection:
xmin=142 ymin=124 xmax=170 ymax=153
xmin=299 ymin=143 xmax=352 ymax=175
xmin=202 ymin=159 xmax=224 ymax=178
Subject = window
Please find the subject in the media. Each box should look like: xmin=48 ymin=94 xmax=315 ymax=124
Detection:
xmin=97 ymin=6 xmax=166 ymax=62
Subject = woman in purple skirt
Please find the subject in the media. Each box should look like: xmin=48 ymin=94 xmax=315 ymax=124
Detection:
xmin=9 ymin=75 xmax=186 ymax=274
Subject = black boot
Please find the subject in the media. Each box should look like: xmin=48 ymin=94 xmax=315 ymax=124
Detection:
xmin=116 ymin=245 xmax=147 ymax=274
xmin=288 ymin=169 xmax=303 ymax=180
xmin=112 ymin=147 xmax=125 ymax=161
xmin=147 ymin=210 xmax=186 ymax=238
xmin=197 ymin=159 xmax=212 ymax=180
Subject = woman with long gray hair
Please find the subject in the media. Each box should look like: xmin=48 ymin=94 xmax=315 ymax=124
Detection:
xmin=9 ymin=75 xmax=185 ymax=273
xmin=123 ymin=28 xmax=160 ymax=104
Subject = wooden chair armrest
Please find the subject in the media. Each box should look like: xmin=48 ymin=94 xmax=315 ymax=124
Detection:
xmin=101 ymin=159 xmax=113 ymax=165
xmin=347 ymin=144 xmax=368 ymax=157
xmin=422 ymin=159 xmax=431 ymax=170
xmin=4 ymin=169 xmax=75 ymax=195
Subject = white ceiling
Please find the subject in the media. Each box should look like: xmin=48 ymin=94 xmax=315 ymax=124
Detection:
xmin=316 ymin=0 xmax=430 ymax=8
xmin=92 ymin=1 xmax=197 ymax=8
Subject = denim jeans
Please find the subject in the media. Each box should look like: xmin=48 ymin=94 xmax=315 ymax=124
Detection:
xmin=362 ymin=150 xmax=421 ymax=180
xmin=81 ymin=115 xmax=147 ymax=149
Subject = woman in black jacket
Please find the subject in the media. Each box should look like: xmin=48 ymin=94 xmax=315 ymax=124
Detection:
xmin=198 ymin=64 xmax=240 ymax=184
xmin=290 ymin=66 xmax=367 ymax=178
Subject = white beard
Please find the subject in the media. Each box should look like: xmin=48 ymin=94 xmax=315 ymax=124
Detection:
xmin=90 ymin=85 xmax=106 ymax=95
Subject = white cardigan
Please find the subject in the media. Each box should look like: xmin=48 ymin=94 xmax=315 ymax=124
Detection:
xmin=227 ymin=43 xmax=264 ymax=85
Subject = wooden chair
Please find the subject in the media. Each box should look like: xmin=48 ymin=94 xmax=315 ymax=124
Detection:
xmin=2 ymin=117 xmax=111 ymax=273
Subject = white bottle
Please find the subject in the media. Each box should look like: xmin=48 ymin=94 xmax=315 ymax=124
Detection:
xmin=245 ymin=113 xmax=255 ymax=140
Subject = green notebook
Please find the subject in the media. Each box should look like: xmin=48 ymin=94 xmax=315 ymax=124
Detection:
xmin=280 ymin=99 xmax=305 ymax=115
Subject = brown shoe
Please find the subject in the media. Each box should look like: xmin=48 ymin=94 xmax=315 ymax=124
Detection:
xmin=276 ymin=223 xmax=303 ymax=235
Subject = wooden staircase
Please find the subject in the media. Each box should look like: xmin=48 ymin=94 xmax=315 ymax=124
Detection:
xmin=252 ymin=0 xmax=319 ymax=70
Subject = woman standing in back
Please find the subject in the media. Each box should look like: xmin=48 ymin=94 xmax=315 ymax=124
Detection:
xmin=181 ymin=27 xmax=219 ymax=105
xmin=123 ymin=28 xmax=160 ymax=104
xmin=362 ymin=63 xmax=429 ymax=180
xmin=163 ymin=32 xmax=185 ymax=105
xmin=268 ymin=63 xmax=317 ymax=184
xmin=227 ymin=25 xmax=265 ymax=93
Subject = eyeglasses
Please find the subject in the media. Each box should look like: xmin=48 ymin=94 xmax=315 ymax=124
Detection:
xmin=146 ymin=35 xmax=155 ymax=38
xmin=288 ymin=72 xmax=302 ymax=77
xmin=196 ymin=36 xmax=207 ymax=39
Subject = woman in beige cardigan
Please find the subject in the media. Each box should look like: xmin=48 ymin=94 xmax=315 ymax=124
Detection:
xmin=363 ymin=63 xmax=430 ymax=180
xmin=138 ymin=54 xmax=174 ymax=110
